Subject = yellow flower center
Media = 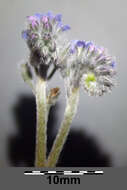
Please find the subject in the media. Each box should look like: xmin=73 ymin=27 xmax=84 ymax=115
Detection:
xmin=85 ymin=73 xmax=96 ymax=88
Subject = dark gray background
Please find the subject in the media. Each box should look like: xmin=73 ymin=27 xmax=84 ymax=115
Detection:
xmin=0 ymin=0 xmax=126 ymax=166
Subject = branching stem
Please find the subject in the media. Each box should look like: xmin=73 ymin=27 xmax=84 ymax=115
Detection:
xmin=46 ymin=88 xmax=79 ymax=167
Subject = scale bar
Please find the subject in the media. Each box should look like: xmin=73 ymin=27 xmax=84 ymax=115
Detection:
xmin=24 ymin=170 xmax=104 ymax=176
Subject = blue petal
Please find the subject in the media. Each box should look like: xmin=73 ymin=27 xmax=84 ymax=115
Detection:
xmin=47 ymin=11 xmax=54 ymax=19
xmin=22 ymin=31 xmax=28 ymax=40
xmin=70 ymin=48 xmax=75 ymax=54
xmin=76 ymin=40 xmax=85 ymax=47
xmin=61 ymin=25 xmax=71 ymax=31
xmin=85 ymin=41 xmax=93 ymax=48
xmin=111 ymin=61 xmax=116 ymax=68
xmin=55 ymin=14 xmax=62 ymax=22
xmin=70 ymin=40 xmax=78 ymax=54
xmin=34 ymin=13 xmax=43 ymax=19
xmin=57 ymin=21 xmax=63 ymax=28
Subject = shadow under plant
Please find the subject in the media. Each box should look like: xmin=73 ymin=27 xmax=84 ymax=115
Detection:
xmin=8 ymin=94 xmax=112 ymax=167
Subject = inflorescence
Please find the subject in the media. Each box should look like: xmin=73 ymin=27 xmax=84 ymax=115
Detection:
xmin=60 ymin=40 xmax=117 ymax=96
xmin=22 ymin=12 xmax=70 ymax=79
xmin=22 ymin=12 xmax=117 ymax=96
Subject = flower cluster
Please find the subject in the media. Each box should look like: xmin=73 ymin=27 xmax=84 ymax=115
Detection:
xmin=59 ymin=40 xmax=117 ymax=96
xmin=21 ymin=12 xmax=117 ymax=96
xmin=22 ymin=12 xmax=70 ymax=79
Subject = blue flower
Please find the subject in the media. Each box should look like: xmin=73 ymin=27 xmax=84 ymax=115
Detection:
xmin=70 ymin=40 xmax=85 ymax=54
xmin=85 ymin=41 xmax=93 ymax=48
xmin=111 ymin=61 xmax=116 ymax=68
xmin=76 ymin=40 xmax=85 ymax=47
xmin=55 ymin=14 xmax=62 ymax=22
xmin=61 ymin=25 xmax=71 ymax=31
xmin=57 ymin=22 xmax=70 ymax=32
xmin=34 ymin=13 xmax=42 ymax=20
xmin=57 ymin=21 xmax=62 ymax=27
xmin=70 ymin=40 xmax=78 ymax=54
xmin=47 ymin=11 xmax=54 ymax=19
xmin=22 ymin=30 xmax=28 ymax=40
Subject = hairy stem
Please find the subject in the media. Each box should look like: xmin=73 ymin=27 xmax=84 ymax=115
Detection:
xmin=35 ymin=77 xmax=47 ymax=167
xmin=46 ymin=88 xmax=79 ymax=167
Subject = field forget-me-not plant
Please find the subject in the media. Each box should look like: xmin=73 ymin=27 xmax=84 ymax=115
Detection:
xmin=20 ymin=12 xmax=117 ymax=167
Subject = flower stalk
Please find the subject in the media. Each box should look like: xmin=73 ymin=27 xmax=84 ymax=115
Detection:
xmin=46 ymin=88 xmax=79 ymax=167
xmin=35 ymin=77 xmax=47 ymax=167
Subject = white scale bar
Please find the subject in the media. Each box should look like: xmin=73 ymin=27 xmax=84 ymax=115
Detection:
xmin=80 ymin=171 xmax=88 ymax=174
xmin=24 ymin=173 xmax=44 ymax=175
xmin=33 ymin=171 xmax=40 ymax=173
xmin=95 ymin=171 xmax=103 ymax=174
xmin=64 ymin=171 xmax=72 ymax=173
xmin=48 ymin=171 xmax=57 ymax=173
xmin=64 ymin=173 xmax=83 ymax=175
xmin=24 ymin=170 xmax=104 ymax=175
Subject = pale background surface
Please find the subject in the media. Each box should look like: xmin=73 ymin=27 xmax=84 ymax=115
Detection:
xmin=0 ymin=0 xmax=126 ymax=166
